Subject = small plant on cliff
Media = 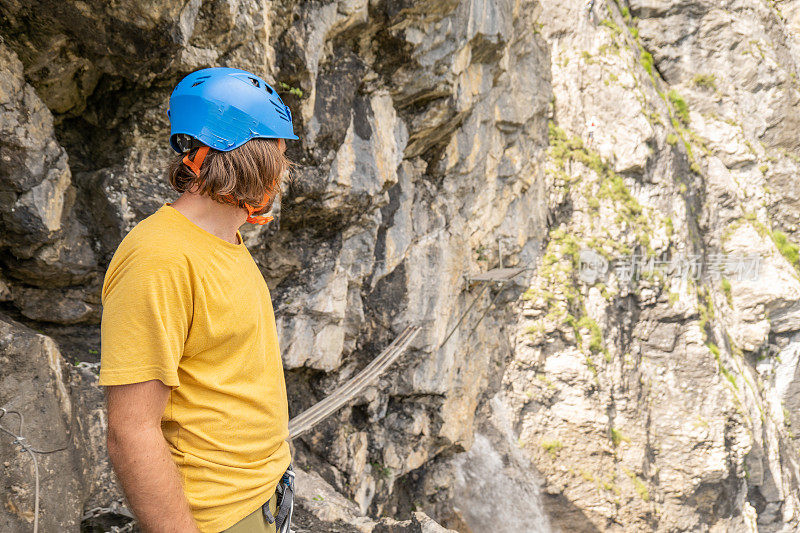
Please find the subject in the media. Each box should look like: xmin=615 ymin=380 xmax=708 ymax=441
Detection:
xmin=632 ymin=475 xmax=650 ymax=501
xmin=771 ymin=230 xmax=800 ymax=268
xmin=640 ymin=50 xmax=655 ymax=76
xmin=668 ymin=90 xmax=690 ymax=125
xmin=600 ymin=19 xmax=623 ymax=36
xmin=721 ymin=278 xmax=732 ymax=305
xmin=624 ymin=469 xmax=650 ymax=501
xmin=541 ymin=439 xmax=563 ymax=458
xmin=709 ymin=342 xmax=738 ymax=389
xmin=370 ymin=461 xmax=392 ymax=480
xmin=610 ymin=428 xmax=631 ymax=447
xmin=278 ymin=81 xmax=304 ymax=98
xmin=576 ymin=315 xmax=604 ymax=354
xmin=691 ymin=73 xmax=718 ymax=91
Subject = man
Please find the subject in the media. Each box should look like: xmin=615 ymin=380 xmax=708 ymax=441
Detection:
xmin=98 ymin=67 xmax=298 ymax=533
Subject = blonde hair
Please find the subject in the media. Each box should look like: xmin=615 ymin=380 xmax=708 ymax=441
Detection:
xmin=168 ymin=138 xmax=294 ymax=213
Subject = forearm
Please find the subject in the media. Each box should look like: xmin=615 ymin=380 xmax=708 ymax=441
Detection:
xmin=108 ymin=426 xmax=200 ymax=533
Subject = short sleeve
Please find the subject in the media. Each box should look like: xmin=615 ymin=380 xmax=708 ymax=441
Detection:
xmin=99 ymin=246 xmax=193 ymax=388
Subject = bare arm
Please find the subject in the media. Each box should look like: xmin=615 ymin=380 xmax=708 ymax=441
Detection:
xmin=105 ymin=380 xmax=200 ymax=533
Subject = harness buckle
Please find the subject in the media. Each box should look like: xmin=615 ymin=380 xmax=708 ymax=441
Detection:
xmin=262 ymin=464 xmax=295 ymax=532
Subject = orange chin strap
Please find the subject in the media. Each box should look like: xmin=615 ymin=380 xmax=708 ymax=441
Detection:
xmin=183 ymin=146 xmax=274 ymax=225
xmin=241 ymin=192 xmax=274 ymax=225
xmin=183 ymin=145 xmax=209 ymax=176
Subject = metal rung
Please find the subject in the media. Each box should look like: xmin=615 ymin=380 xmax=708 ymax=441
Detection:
xmin=466 ymin=267 xmax=526 ymax=282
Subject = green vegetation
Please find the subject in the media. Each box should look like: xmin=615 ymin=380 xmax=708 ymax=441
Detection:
xmin=691 ymin=73 xmax=718 ymax=91
xmin=665 ymin=216 xmax=674 ymax=238
xmin=576 ymin=316 xmax=604 ymax=353
xmin=370 ymin=461 xmax=393 ymax=480
xmin=278 ymin=81 xmax=304 ymax=98
xmin=610 ymin=428 xmax=631 ymax=447
xmin=772 ymin=230 xmax=800 ymax=268
xmin=525 ymin=324 xmax=543 ymax=336
xmin=709 ymin=341 xmax=738 ymax=389
xmin=522 ymin=288 xmax=536 ymax=301
xmin=666 ymin=133 xmax=679 ymax=146
xmin=668 ymin=90 xmax=690 ymax=125
xmin=600 ymin=19 xmax=623 ymax=36
xmin=624 ymin=469 xmax=650 ymax=501
xmin=585 ymin=355 xmax=598 ymax=377
xmin=537 ymin=374 xmax=557 ymax=391
xmin=602 ymin=479 xmax=622 ymax=495
xmin=548 ymin=123 xmax=646 ymax=233
xmin=541 ymin=439 xmax=564 ymax=458
xmin=721 ymin=278 xmax=732 ymax=305
xmin=632 ymin=476 xmax=650 ymax=501
xmin=532 ymin=122 xmax=658 ymax=372
xmin=640 ymin=50 xmax=654 ymax=76
xmin=697 ymin=291 xmax=714 ymax=338
xmin=708 ymin=342 xmax=720 ymax=358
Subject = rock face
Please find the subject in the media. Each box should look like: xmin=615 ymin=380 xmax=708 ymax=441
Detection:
xmin=504 ymin=0 xmax=800 ymax=531
xmin=0 ymin=314 xmax=119 ymax=532
xmin=2 ymin=0 xmax=800 ymax=532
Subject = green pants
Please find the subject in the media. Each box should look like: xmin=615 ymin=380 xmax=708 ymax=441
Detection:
xmin=221 ymin=492 xmax=278 ymax=533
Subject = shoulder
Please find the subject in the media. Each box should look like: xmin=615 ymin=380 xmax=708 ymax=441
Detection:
xmin=112 ymin=207 xmax=196 ymax=267
xmin=103 ymin=209 xmax=196 ymax=296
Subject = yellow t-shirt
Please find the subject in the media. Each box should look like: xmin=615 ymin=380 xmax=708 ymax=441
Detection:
xmin=99 ymin=203 xmax=291 ymax=532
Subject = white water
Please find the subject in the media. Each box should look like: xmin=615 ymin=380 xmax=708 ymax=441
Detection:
xmin=451 ymin=397 xmax=552 ymax=533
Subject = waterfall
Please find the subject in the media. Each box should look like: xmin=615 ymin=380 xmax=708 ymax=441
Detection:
xmin=451 ymin=396 xmax=552 ymax=533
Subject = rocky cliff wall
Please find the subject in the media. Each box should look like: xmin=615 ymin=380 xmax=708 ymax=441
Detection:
xmin=1 ymin=0 xmax=800 ymax=532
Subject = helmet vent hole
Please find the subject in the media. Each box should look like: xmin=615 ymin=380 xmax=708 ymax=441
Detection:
xmin=191 ymin=76 xmax=210 ymax=87
xmin=249 ymin=77 xmax=260 ymax=88
xmin=265 ymin=85 xmax=273 ymax=94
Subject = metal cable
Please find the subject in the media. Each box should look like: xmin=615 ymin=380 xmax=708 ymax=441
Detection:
xmin=289 ymin=325 xmax=420 ymax=440
xmin=0 ymin=407 xmax=69 ymax=533
xmin=438 ymin=281 xmax=490 ymax=350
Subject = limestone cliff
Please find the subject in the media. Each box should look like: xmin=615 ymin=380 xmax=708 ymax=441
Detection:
xmin=1 ymin=1 xmax=800 ymax=532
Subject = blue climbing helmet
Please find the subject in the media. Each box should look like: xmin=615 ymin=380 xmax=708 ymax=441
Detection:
xmin=167 ymin=67 xmax=299 ymax=153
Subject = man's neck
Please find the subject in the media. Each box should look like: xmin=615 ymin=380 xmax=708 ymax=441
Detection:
xmin=171 ymin=192 xmax=247 ymax=245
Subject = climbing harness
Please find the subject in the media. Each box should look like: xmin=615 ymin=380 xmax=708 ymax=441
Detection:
xmin=0 ymin=407 xmax=68 ymax=533
xmin=82 ymin=501 xmax=136 ymax=532
xmin=81 ymin=501 xmax=136 ymax=522
xmin=262 ymin=464 xmax=295 ymax=533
